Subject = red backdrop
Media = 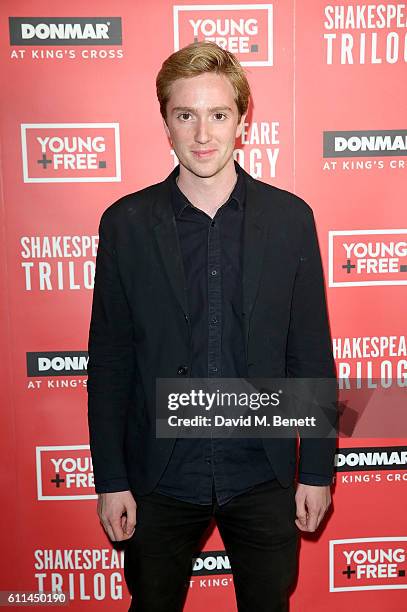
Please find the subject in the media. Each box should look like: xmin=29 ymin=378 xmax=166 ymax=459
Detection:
xmin=1 ymin=1 xmax=406 ymax=610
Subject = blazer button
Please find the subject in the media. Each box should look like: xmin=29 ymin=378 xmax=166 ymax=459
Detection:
xmin=177 ymin=365 xmax=188 ymax=376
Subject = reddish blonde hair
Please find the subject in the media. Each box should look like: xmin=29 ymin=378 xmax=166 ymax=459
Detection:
xmin=156 ymin=41 xmax=251 ymax=120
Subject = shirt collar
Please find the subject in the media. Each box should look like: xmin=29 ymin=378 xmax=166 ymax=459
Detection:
xmin=171 ymin=161 xmax=245 ymax=218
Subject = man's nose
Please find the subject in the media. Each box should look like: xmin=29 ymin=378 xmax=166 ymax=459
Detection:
xmin=194 ymin=118 xmax=210 ymax=144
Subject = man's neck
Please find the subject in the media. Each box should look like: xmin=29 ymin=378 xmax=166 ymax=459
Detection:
xmin=176 ymin=161 xmax=238 ymax=219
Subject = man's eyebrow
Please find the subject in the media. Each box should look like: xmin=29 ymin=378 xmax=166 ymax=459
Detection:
xmin=171 ymin=106 xmax=234 ymax=113
xmin=209 ymin=106 xmax=234 ymax=112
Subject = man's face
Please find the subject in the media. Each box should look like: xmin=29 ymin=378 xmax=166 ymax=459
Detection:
xmin=163 ymin=72 xmax=246 ymax=179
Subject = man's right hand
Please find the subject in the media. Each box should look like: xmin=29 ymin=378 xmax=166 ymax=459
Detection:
xmin=97 ymin=490 xmax=137 ymax=542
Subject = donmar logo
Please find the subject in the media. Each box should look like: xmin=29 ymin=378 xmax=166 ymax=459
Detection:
xmin=36 ymin=445 xmax=96 ymax=500
xmin=324 ymin=130 xmax=407 ymax=158
xmin=192 ymin=551 xmax=232 ymax=575
xmin=21 ymin=123 xmax=121 ymax=183
xmin=328 ymin=230 xmax=407 ymax=287
xmin=335 ymin=446 xmax=407 ymax=472
xmin=329 ymin=538 xmax=407 ymax=591
xmin=9 ymin=17 xmax=122 ymax=45
xmin=173 ymin=4 xmax=273 ymax=66
xmin=27 ymin=352 xmax=88 ymax=377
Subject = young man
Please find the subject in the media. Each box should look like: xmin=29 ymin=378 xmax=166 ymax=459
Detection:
xmin=87 ymin=42 xmax=337 ymax=612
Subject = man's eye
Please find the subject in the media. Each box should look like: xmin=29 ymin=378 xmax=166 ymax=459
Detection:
xmin=178 ymin=113 xmax=192 ymax=121
xmin=214 ymin=113 xmax=226 ymax=120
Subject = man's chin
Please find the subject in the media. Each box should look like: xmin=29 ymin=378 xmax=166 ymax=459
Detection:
xmin=181 ymin=159 xmax=229 ymax=179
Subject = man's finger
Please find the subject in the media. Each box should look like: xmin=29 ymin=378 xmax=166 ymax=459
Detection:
xmin=110 ymin=516 xmax=126 ymax=541
xmin=316 ymin=508 xmax=325 ymax=530
xmin=305 ymin=509 xmax=319 ymax=532
xmin=124 ymin=502 xmax=137 ymax=535
xmin=101 ymin=520 xmax=117 ymax=542
xmin=295 ymin=517 xmax=308 ymax=531
xmin=295 ymin=496 xmax=308 ymax=529
xmin=121 ymin=513 xmax=136 ymax=537
xmin=317 ymin=503 xmax=330 ymax=528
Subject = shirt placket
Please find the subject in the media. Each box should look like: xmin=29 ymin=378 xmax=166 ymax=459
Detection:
xmin=207 ymin=216 xmax=221 ymax=378
xmin=206 ymin=213 xmax=227 ymax=497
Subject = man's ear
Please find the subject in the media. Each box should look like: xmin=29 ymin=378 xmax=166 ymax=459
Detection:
xmin=163 ymin=117 xmax=171 ymax=142
xmin=236 ymin=113 xmax=247 ymax=139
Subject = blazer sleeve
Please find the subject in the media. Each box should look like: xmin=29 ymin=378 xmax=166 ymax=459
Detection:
xmin=286 ymin=204 xmax=338 ymax=482
xmin=87 ymin=210 xmax=135 ymax=494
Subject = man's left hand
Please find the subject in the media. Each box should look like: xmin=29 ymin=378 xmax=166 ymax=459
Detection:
xmin=295 ymin=483 xmax=331 ymax=532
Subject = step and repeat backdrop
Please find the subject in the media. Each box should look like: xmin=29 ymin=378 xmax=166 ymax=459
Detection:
xmin=1 ymin=1 xmax=406 ymax=610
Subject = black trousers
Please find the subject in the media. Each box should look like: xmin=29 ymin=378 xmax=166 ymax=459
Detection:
xmin=124 ymin=479 xmax=299 ymax=612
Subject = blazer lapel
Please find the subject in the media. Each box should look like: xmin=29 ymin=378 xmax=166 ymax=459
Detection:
xmin=241 ymin=171 xmax=270 ymax=352
xmin=151 ymin=170 xmax=189 ymax=316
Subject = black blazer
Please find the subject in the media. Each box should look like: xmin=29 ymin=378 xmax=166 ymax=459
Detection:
xmin=87 ymin=166 xmax=337 ymax=495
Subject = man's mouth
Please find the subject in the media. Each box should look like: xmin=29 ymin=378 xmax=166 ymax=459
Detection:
xmin=191 ymin=149 xmax=217 ymax=159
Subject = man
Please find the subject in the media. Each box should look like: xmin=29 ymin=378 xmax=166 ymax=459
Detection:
xmin=87 ymin=42 xmax=337 ymax=612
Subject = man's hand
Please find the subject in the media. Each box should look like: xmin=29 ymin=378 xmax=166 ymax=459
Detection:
xmin=97 ymin=490 xmax=137 ymax=542
xmin=295 ymin=483 xmax=331 ymax=532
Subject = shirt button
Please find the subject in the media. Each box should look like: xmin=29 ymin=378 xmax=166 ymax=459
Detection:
xmin=211 ymin=270 xmax=217 ymax=276
xmin=177 ymin=365 xmax=188 ymax=376
xmin=211 ymin=317 xmax=218 ymax=324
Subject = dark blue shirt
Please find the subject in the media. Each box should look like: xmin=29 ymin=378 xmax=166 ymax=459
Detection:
xmin=154 ymin=162 xmax=331 ymax=506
